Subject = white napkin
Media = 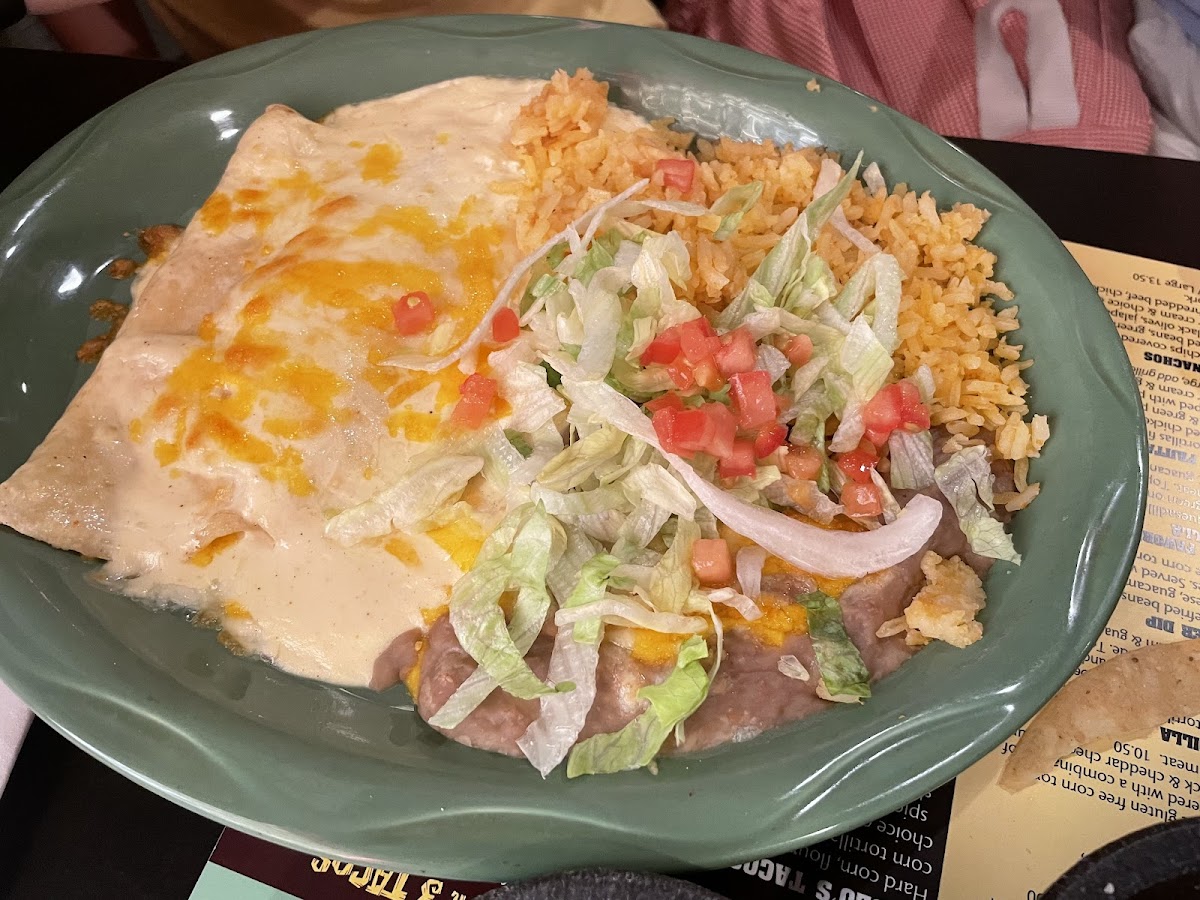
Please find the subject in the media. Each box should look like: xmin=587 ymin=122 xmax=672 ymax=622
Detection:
xmin=0 ymin=680 xmax=33 ymax=793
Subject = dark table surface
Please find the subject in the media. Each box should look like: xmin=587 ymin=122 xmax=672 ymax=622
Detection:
xmin=1 ymin=44 xmax=1198 ymax=900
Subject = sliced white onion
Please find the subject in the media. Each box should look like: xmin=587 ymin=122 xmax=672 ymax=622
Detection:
xmin=863 ymin=162 xmax=886 ymax=196
xmin=815 ymin=158 xmax=878 ymax=256
xmin=706 ymin=585 xmax=762 ymax=621
xmin=555 ymin=598 xmax=707 ymax=634
xmin=735 ymin=546 xmax=768 ymax=601
xmin=778 ymin=655 xmax=811 ymax=681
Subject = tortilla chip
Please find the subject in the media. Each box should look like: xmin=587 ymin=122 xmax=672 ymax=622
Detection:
xmin=999 ymin=638 xmax=1200 ymax=792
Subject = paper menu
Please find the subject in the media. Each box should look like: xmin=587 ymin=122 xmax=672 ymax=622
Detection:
xmin=188 ymin=243 xmax=1200 ymax=900
xmin=938 ymin=242 xmax=1200 ymax=899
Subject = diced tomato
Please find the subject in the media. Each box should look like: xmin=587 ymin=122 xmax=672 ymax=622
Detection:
xmin=862 ymin=383 xmax=905 ymax=446
xmin=897 ymin=380 xmax=932 ymax=431
xmin=651 ymin=407 xmax=683 ymax=456
xmin=702 ymin=402 xmax=738 ymax=460
xmin=645 ymin=393 xmax=684 ymax=413
xmin=656 ymin=157 xmax=696 ymax=193
xmin=897 ymin=380 xmax=922 ymax=412
xmin=783 ymin=334 xmax=814 ymax=367
xmin=713 ymin=327 xmax=758 ymax=377
xmin=719 ymin=439 xmax=757 ymax=479
xmin=670 ymin=408 xmax=714 ymax=453
xmin=836 ymin=446 xmax=878 ymax=484
xmin=782 ymin=443 xmax=824 ymax=481
xmin=692 ymin=359 xmax=725 ymax=392
xmin=863 ymin=381 xmax=931 ymax=443
xmin=666 ymin=355 xmax=696 ymax=391
xmin=904 ymin=404 xmax=932 ymax=432
xmin=452 ymin=373 xmax=497 ymax=429
xmin=691 ymin=538 xmax=732 ymax=585
xmin=640 ymin=326 xmax=682 ymax=366
xmin=730 ymin=370 xmax=777 ymax=429
xmin=392 ymin=291 xmax=435 ymax=335
xmin=841 ymin=482 xmax=883 ymax=518
xmin=678 ymin=318 xmax=722 ymax=364
xmin=754 ymin=423 xmax=788 ymax=459
xmin=652 ymin=401 xmax=738 ymax=461
xmin=491 ymin=307 xmax=520 ymax=343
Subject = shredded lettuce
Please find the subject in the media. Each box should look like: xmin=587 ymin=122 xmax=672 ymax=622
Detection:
xmin=724 ymin=465 xmax=782 ymax=505
xmin=779 ymin=254 xmax=838 ymax=315
xmin=648 ymin=518 xmax=699 ymax=613
xmin=566 ymin=635 xmax=710 ymax=777
xmin=644 ymin=231 xmax=693 ymax=289
xmin=620 ymin=464 xmax=697 ymax=518
xmin=546 ymin=527 xmax=601 ymax=604
xmin=839 ymin=317 xmax=894 ymax=400
xmin=888 ymin=429 xmax=935 ymax=490
xmin=620 ymin=198 xmax=708 ymax=217
xmin=934 ymin=447 xmax=1022 ymax=564
xmin=710 ymin=181 xmax=763 ymax=241
xmin=481 ymin=424 xmax=527 ymax=484
xmin=565 ymin=554 xmax=621 ymax=644
xmin=716 ymin=153 xmax=863 ymax=330
xmin=611 ymin=499 xmax=672 ymax=558
xmin=493 ymin=359 xmax=566 ymax=434
xmin=509 ymin=421 xmax=568 ymax=486
xmin=572 ymin=240 xmax=614 ymax=288
xmin=799 ymin=591 xmax=871 ymax=700
xmin=446 ymin=504 xmax=563 ymax=702
xmin=762 ymin=476 xmax=842 ymax=524
xmin=571 ymin=509 xmax=627 ymax=544
xmin=831 ymin=253 xmax=902 ymax=328
xmin=912 ymin=365 xmax=936 ymax=404
xmin=505 ymin=429 xmax=534 ymax=460
xmin=595 ymin=438 xmax=652 ymax=486
xmin=536 ymin=426 xmax=628 ymax=491
xmin=531 ymin=483 xmax=627 ymax=518
xmin=324 ymin=455 xmax=483 ymax=545
xmin=756 ymin=344 xmax=791 ymax=385
xmin=813 ymin=159 xmax=878 ymax=257
xmin=828 ymin=401 xmax=865 ymax=453
xmin=519 ymin=273 xmax=565 ymax=322
xmin=871 ymin=468 xmax=902 ymax=524
xmin=518 ymin=553 xmax=620 ymax=775
xmin=429 ymin=506 xmax=566 ymax=730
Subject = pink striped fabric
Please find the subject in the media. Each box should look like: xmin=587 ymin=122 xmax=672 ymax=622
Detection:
xmin=665 ymin=0 xmax=1152 ymax=153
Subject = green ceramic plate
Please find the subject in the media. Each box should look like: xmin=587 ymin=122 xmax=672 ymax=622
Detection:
xmin=0 ymin=17 xmax=1146 ymax=880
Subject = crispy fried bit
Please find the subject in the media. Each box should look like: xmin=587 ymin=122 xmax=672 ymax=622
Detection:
xmin=901 ymin=551 xmax=986 ymax=648
xmin=137 ymin=223 xmax=184 ymax=259
xmin=107 ymin=257 xmax=139 ymax=279
xmin=89 ymin=298 xmax=128 ymax=323
xmin=75 ymin=299 xmax=130 ymax=363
